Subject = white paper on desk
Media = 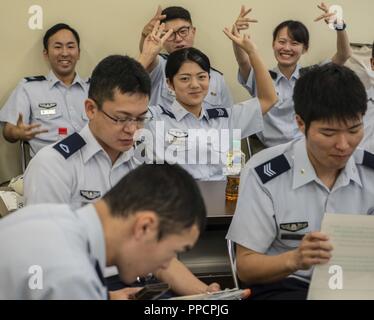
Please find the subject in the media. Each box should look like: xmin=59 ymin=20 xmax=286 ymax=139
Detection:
xmin=308 ymin=213 xmax=374 ymax=300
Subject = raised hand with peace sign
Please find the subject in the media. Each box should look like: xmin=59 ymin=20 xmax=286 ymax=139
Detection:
xmin=230 ymin=6 xmax=258 ymax=82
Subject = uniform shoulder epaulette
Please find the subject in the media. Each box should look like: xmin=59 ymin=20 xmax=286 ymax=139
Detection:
xmin=53 ymin=132 xmax=86 ymax=159
xmin=254 ymin=154 xmax=291 ymax=184
xmin=206 ymin=108 xmax=229 ymax=119
xmin=24 ymin=75 xmax=46 ymax=82
xmin=362 ymin=151 xmax=374 ymax=170
xmin=269 ymin=70 xmax=277 ymax=80
xmin=299 ymin=64 xmax=319 ymax=77
xmin=210 ymin=66 xmax=223 ymax=75
xmin=158 ymin=105 xmax=176 ymax=119
xmin=159 ymin=53 xmax=169 ymax=60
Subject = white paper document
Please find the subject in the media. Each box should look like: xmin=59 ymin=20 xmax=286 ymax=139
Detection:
xmin=308 ymin=213 xmax=374 ymax=300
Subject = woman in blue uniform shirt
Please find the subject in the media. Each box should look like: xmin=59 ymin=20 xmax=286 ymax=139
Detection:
xmin=138 ymin=22 xmax=278 ymax=180
xmin=232 ymin=3 xmax=352 ymax=148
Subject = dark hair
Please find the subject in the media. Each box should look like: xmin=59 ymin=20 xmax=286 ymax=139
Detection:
xmin=88 ymin=55 xmax=151 ymax=108
xmin=103 ymin=164 xmax=206 ymax=239
xmin=161 ymin=6 xmax=192 ymax=24
xmin=165 ymin=47 xmax=210 ymax=82
xmin=293 ymin=64 xmax=367 ymax=134
xmin=273 ymin=20 xmax=309 ymax=50
xmin=43 ymin=23 xmax=80 ymax=50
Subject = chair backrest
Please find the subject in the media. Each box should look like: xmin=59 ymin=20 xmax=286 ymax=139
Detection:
xmin=227 ymin=239 xmax=239 ymax=289
xmin=245 ymin=137 xmax=252 ymax=159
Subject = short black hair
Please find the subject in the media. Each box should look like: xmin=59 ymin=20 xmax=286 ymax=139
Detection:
xmin=273 ymin=20 xmax=309 ymax=50
xmin=293 ymin=64 xmax=367 ymax=134
xmin=165 ymin=47 xmax=210 ymax=82
xmin=88 ymin=55 xmax=151 ymax=108
xmin=103 ymin=164 xmax=206 ymax=239
xmin=43 ymin=23 xmax=80 ymax=50
xmin=161 ymin=6 xmax=192 ymax=24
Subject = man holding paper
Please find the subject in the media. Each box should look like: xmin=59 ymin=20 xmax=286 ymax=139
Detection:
xmin=227 ymin=64 xmax=374 ymax=300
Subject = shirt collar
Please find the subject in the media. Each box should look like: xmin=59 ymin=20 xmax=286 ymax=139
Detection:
xmin=170 ymin=100 xmax=205 ymax=121
xmin=47 ymin=70 xmax=85 ymax=89
xmin=273 ymin=64 xmax=301 ymax=84
xmin=75 ymin=204 xmax=106 ymax=271
xmin=338 ymin=154 xmax=362 ymax=188
xmin=292 ymin=138 xmax=362 ymax=189
xmin=292 ymin=138 xmax=317 ymax=189
xmin=79 ymin=124 xmax=135 ymax=167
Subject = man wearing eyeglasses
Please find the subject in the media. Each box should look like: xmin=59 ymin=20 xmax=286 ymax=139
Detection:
xmin=139 ymin=6 xmax=233 ymax=111
xmin=23 ymin=55 xmax=152 ymax=209
xmin=22 ymin=55 xmax=222 ymax=298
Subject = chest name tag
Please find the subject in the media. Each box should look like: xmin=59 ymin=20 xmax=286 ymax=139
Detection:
xmin=40 ymin=109 xmax=57 ymax=116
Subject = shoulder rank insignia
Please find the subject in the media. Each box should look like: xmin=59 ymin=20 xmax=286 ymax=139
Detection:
xmin=80 ymin=190 xmax=101 ymax=201
xmin=53 ymin=132 xmax=86 ymax=159
xmin=206 ymin=108 xmax=229 ymax=119
xmin=269 ymin=70 xmax=277 ymax=80
xmin=255 ymin=154 xmax=291 ymax=184
xmin=210 ymin=66 xmax=223 ymax=75
xmin=363 ymin=151 xmax=374 ymax=170
xmin=159 ymin=105 xmax=176 ymax=119
xmin=280 ymin=222 xmax=308 ymax=232
xmin=24 ymin=75 xmax=46 ymax=82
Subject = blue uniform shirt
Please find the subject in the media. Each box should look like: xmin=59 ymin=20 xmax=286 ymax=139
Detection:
xmin=0 ymin=203 xmax=108 ymax=299
xmin=24 ymin=125 xmax=140 ymax=209
xmin=144 ymin=98 xmax=263 ymax=180
xmin=0 ymin=71 xmax=89 ymax=155
xmin=238 ymin=65 xmax=304 ymax=147
xmin=227 ymin=138 xmax=374 ymax=282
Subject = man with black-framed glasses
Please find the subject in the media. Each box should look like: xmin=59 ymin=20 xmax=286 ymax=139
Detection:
xmin=22 ymin=55 xmax=222 ymax=298
xmin=139 ymin=6 xmax=233 ymax=111
xmin=23 ymin=55 xmax=151 ymax=209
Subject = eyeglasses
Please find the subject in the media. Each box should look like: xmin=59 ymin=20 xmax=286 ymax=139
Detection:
xmin=165 ymin=26 xmax=192 ymax=42
xmin=99 ymin=109 xmax=153 ymax=127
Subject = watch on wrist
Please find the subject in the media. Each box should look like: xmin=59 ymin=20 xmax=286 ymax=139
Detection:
xmin=334 ymin=22 xmax=346 ymax=31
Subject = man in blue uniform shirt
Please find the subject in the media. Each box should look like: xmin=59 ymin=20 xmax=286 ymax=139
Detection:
xmin=0 ymin=23 xmax=89 ymax=156
xmin=227 ymin=64 xmax=374 ymax=300
xmin=24 ymin=54 xmax=221 ymax=297
xmin=139 ymin=6 xmax=233 ymax=110
xmin=0 ymin=164 xmax=206 ymax=299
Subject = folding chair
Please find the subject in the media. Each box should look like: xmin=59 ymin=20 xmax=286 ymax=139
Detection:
xmin=20 ymin=141 xmax=31 ymax=172
xmin=227 ymin=239 xmax=240 ymax=289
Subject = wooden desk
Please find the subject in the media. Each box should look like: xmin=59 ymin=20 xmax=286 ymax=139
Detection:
xmin=197 ymin=181 xmax=236 ymax=226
